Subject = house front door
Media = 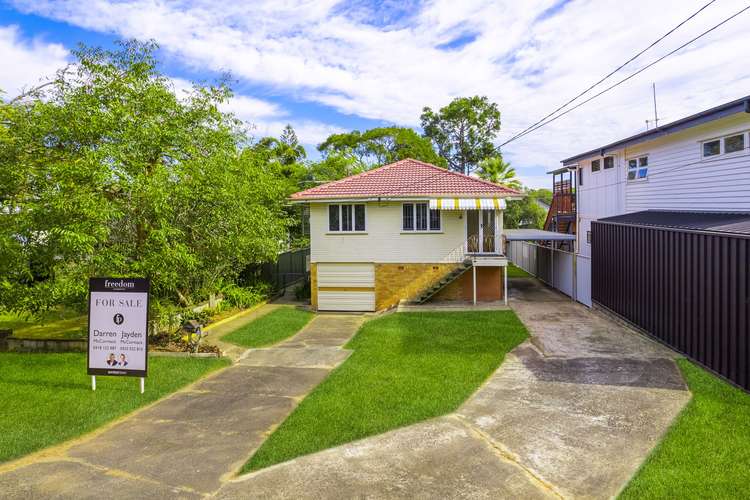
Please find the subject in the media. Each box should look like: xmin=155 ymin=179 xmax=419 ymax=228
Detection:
xmin=466 ymin=210 xmax=497 ymax=254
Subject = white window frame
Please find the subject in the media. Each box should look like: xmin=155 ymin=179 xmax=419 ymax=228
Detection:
xmin=626 ymin=155 xmax=649 ymax=182
xmin=591 ymin=158 xmax=601 ymax=173
xmin=327 ymin=203 xmax=367 ymax=233
xmin=701 ymin=131 xmax=749 ymax=159
xmin=602 ymin=155 xmax=615 ymax=170
xmin=401 ymin=202 xmax=442 ymax=233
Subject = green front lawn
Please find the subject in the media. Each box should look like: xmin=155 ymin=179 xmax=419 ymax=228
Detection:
xmin=243 ymin=310 xmax=528 ymax=472
xmin=620 ymin=359 xmax=750 ymax=499
xmin=0 ymin=353 xmax=229 ymax=463
xmin=0 ymin=309 xmax=87 ymax=339
xmin=221 ymin=306 xmax=314 ymax=347
xmin=506 ymin=263 xmax=533 ymax=278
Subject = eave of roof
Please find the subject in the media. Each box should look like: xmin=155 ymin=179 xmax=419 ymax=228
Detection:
xmin=561 ymin=95 xmax=750 ymax=166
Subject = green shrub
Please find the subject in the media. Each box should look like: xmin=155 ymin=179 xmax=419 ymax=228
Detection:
xmin=220 ymin=283 xmax=269 ymax=308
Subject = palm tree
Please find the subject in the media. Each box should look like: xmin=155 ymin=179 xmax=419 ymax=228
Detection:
xmin=477 ymin=155 xmax=522 ymax=190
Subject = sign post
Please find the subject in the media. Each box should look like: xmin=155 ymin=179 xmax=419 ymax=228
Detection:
xmin=87 ymin=278 xmax=150 ymax=392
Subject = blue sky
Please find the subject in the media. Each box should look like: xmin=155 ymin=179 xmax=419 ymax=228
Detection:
xmin=2 ymin=0 xmax=749 ymax=187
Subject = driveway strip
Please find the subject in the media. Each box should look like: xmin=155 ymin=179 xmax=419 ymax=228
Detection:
xmin=214 ymin=280 xmax=690 ymax=499
xmin=0 ymin=308 xmax=364 ymax=499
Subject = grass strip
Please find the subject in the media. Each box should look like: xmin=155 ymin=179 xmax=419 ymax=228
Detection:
xmin=620 ymin=358 xmax=750 ymax=499
xmin=221 ymin=307 xmax=314 ymax=348
xmin=0 ymin=353 xmax=228 ymax=463
xmin=243 ymin=310 xmax=528 ymax=472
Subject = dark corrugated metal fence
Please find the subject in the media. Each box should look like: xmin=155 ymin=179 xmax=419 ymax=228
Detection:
xmin=592 ymin=221 xmax=749 ymax=391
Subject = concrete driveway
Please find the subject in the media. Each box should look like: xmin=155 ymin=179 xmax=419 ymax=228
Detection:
xmin=0 ymin=309 xmax=364 ymax=499
xmin=215 ymin=279 xmax=690 ymax=499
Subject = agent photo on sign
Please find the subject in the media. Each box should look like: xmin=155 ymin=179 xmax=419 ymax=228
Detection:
xmin=118 ymin=354 xmax=128 ymax=367
xmin=106 ymin=353 xmax=117 ymax=366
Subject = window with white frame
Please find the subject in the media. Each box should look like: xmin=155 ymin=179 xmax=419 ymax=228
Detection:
xmin=702 ymin=132 xmax=748 ymax=158
xmin=603 ymin=156 xmax=615 ymax=169
xmin=328 ymin=204 xmax=366 ymax=232
xmin=627 ymin=156 xmax=648 ymax=180
xmin=703 ymin=139 xmax=720 ymax=157
xmin=402 ymin=203 xmax=441 ymax=231
xmin=591 ymin=159 xmax=601 ymax=172
xmin=725 ymin=133 xmax=745 ymax=154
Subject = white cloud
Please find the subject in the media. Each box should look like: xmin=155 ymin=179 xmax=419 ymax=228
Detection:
xmin=0 ymin=24 xmax=69 ymax=99
xmin=171 ymin=77 xmax=341 ymax=146
xmin=8 ymin=0 xmax=750 ymax=186
xmin=248 ymin=119 xmax=345 ymax=147
xmin=222 ymin=95 xmax=285 ymax=122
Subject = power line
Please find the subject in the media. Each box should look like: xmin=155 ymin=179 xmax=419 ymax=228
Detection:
xmin=499 ymin=1 xmax=749 ymax=148
xmin=497 ymin=0 xmax=750 ymax=149
xmin=499 ymin=0 xmax=717 ymax=147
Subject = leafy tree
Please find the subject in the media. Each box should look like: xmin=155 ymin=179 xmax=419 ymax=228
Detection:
xmin=504 ymin=189 xmax=550 ymax=229
xmin=253 ymin=124 xmax=306 ymax=168
xmin=420 ymin=96 xmax=501 ymax=174
xmin=534 ymin=188 xmax=553 ymax=205
xmin=306 ymin=154 xmax=364 ymax=184
xmin=0 ymin=40 xmax=289 ymax=313
xmin=478 ymin=155 xmax=521 ymax=190
xmin=318 ymin=126 xmax=445 ymax=169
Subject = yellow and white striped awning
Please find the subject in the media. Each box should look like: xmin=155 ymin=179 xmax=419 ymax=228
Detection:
xmin=429 ymin=198 xmax=507 ymax=210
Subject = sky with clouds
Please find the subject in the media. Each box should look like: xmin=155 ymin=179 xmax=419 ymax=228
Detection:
xmin=1 ymin=0 xmax=749 ymax=187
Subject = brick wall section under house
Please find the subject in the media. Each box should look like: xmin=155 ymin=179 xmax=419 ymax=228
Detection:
xmin=310 ymin=263 xmax=318 ymax=309
xmin=374 ymin=263 xmax=460 ymax=310
xmin=433 ymin=266 xmax=504 ymax=302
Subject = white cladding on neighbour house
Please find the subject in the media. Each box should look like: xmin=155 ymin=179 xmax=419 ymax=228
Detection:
xmin=573 ymin=112 xmax=750 ymax=261
xmin=549 ymin=95 xmax=750 ymax=307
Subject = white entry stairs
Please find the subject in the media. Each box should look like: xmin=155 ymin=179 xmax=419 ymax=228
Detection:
xmin=414 ymin=259 xmax=473 ymax=304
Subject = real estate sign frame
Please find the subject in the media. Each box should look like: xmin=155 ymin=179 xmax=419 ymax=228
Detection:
xmin=87 ymin=277 xmax=150 ymax=378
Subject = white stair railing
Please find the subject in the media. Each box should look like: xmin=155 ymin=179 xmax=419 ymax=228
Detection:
xmin=440 ymin=235 xmax=479 ymax=263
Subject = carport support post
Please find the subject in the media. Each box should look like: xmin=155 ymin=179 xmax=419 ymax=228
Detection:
xmin=472 ymin=265 xmax=477 ymax=305
xmin=551 ymin=241 xmax=555 ymax=288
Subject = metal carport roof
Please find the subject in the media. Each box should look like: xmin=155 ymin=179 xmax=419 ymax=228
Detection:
xmin=503 ymin=229 xmax=576 ymax=241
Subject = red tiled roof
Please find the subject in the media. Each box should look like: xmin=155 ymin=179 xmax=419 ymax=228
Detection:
xmin=291 ymin=159 xmax=522 ymax=200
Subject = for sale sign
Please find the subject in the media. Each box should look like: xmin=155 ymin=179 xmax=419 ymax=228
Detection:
xmin=87 ymin=278 xmax=150 ymax=378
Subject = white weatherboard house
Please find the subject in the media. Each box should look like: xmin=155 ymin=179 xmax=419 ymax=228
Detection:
xmin=290 ymin=159 xmax=523 ymax=311
xmin=551 ymin=94 xmax=750 ymax=307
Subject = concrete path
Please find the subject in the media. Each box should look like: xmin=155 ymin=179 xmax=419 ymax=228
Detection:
xmin=215 ymin=279 xmax=690 ymax=499
xmin=0 ymin=308 xmax=364 ymax=499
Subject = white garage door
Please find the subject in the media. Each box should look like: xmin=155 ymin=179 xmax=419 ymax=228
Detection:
xmin=317 ymin=263 xmax=375 ymax=312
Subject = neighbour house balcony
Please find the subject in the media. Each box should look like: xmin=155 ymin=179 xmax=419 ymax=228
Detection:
xmin=544 ymin=171 xmax=577 ymax=238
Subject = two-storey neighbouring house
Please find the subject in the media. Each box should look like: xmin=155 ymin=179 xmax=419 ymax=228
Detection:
xmin=549 ymin=94 xmax=750 ymax=391
xmin=290 ymin=159 xmax=522 ymax=311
